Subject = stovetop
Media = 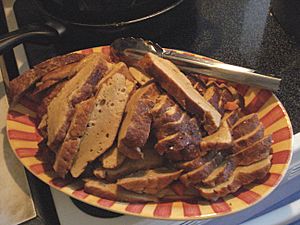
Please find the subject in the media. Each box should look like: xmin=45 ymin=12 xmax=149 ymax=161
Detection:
xmin=1 ymin=0 xmax=299 ymax=224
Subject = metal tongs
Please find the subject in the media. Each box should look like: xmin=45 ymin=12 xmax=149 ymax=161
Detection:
xmin=111 ymin=37 xmax=281 ymax=91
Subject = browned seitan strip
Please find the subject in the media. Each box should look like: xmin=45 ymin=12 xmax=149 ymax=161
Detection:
xmin=117 ymin=168 xmax=182 ymax=194
xmin=223 ymin=109 xmax=241 ymax=127
xmin=201 ymin=160 xmax=235 ymax=187
xmin=84 ymin=179 xmax=158 ymax=202
xmin=129 ymin=67 xmax=151 ymax=85
xmin=231 ymin=113 xmax=260 ymax=139
xmin=175 ymin=150 xmax=217 ymax=171
xmin=230 ymin=135 xmax=272 ymax=166
xmin=94 ymin=145 xmax=164 ymax=182
xmin=47 ymin=53 xmax=108 ymax=149
xmin=180 ymin=152 xmax=225 ymax=186
xmin=165 ymin=144 xmax=202 ymax=162
xmin=138 ymin=53 xmax=221 ymax=134
xmin=118 ymin=83 xmax=160 ymax=159
xmin=101 ymin=145 xmax=126 ymax=169
xmin=36 ymin=81 xmax=67 ymax=119
xmin=232 ymin=124 xmax=264 ymax=153
xmin=71 ymin=71 xmax=135 ymax=178
xmin=9 ymin=53 xmax=85 ymax=104
xmin=53 ymin=97 xmax=95 ymax=178
xmin=200 ymin=120 xmax=232 ymax=152
xmin=204 ymin=83 xmax=222 ymax=113
xmin=195 ymin=156 xmax=271 ymax=200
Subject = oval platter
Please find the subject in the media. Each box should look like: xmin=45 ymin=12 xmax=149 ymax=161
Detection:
xmin=6 ymin=46 xmax=293 ymax=220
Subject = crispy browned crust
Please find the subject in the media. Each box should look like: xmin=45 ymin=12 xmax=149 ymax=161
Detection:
xmin=117 ymin=168 xmax=182 ymax=194
xmin=230 ymin=135 xmax=272 ymax=166
xmin=53 ymin=98 xmax=95 ymax=178
xmin=232 ymin=124 xmax=264 ymax=153
xmin=84 ymin=179 xmax=158 ymax=202
xmin=201 ymin=160 xmax=236 ymax=187
xmin=232 ymin=113 xmax=260 ymax=139
xmin=118 ymin=83 xmax=160 ymax=159
xmin=47 ymin=62 xmax=108 ymax=150
xmin=36 ymin=81 xmax=66 ymax=119
xmin=223 ymin=109 xmax=241 ymax=127
xmin=165 ymin=144 xmax=202 ymax=161
xmin=138 ymin=53 xmax=221 ymax=134
xmin=9 ymin=53 xmax=84 ymax=105
xmin=33 ymin=62 xmax=79 ymax=96
xmin=200 ymin=121 xmax=233 ymax=152
xmin=196 ymin=156 xmax=271 ymax=200
xmin=94 ymin=145 xmax=164 ymax=182
xmin=175 ymin=150 xmax=217 ymax=171
xmin=152 ymin=95 xmax=201 ymax=159
xmin=180 ymin=152 xmax=225 ymax=186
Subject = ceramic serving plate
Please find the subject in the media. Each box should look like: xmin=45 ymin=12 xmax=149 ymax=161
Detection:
xmin=6 ymin=46 xmax=293 ymax=220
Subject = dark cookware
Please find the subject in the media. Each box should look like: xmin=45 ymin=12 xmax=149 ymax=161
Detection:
xmin=0 ymin=0 xmax=185 ymax=54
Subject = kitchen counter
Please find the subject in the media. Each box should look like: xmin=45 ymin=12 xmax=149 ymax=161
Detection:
xmin=1 ymin=0 xmax=299 ymax=225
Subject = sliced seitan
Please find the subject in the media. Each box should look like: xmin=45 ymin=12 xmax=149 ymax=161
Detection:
xmin=204 ymin=83 xmax=222 ymax=113
xmin=53 ymin=97 xmax=95 ymax=178
xmin=223 ymin=109 xmax=241 ymax=127
xmin=129 ymin=67 xmax=151 ymax=85
xmin=180 ymin=152 xmax=225 ymax=186
xmin=201 ymin=160 xmax=236 ymax=187
xmin=9 ymin=53 xmax=85 ymax=105
xmin=84 ymin=179 xmax=158 ymax=202
xmin=33 ymin=62 xmax=80 ymax=95
xmin=230 ymin=135 xmax=272 ymax=166
xmin=47 ymin=53 xmax=109 ymax=149
xmin=138 ymin=53 xmax=221 ymax=134
xmin=101 ymin=145 xmax=126 ymax=169
xmin=200 ymin=120 xmax=233 ymax=152
xmin=232 ymin=124 xmax=264 ymax=153
xmin=70 ymin=71 xmax=135 ymax=178
xmin=118 ymin=83 xmax=160 ymax=159
xmin=94 ymin=145 xmax=164 ymax=182
xmin=117 ymin=168 xmax=182 ymax=194
xmin=175 ymin=150 xmax=217 ymax=172
xmin=231 ymin=113 xmax=260 ymax=139
xmin=195 ymin=156 xmax=271 ymax=200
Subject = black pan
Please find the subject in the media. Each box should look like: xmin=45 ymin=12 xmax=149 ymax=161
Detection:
xmin=0 ymin=0 xmax=184 ymax=54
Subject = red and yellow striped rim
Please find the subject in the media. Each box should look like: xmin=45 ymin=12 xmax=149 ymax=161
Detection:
xmin=6 ymin=47 xmax=293 ymax=220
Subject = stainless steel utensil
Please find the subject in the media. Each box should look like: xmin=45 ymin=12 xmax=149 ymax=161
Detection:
xmin=111 ymin=37 xmax=281 ymax=91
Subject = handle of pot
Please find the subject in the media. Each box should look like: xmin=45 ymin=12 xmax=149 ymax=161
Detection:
xmin=0 ymin=24 xmax=60 ymax=54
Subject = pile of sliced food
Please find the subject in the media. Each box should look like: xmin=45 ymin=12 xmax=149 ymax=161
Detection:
xmin=8 ymin=48 xmax=272 ymax=202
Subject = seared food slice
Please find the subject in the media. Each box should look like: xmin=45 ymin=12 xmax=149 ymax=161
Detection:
xmin=94 ymin=145 xmax=164 ymax=182
xmin=201 ymin=160 xmax=235 ymax=187
xmin=9 ymin=53 xmax=85 ymax=104
xmin=232 ymin=113 xmax=260 ymax=139
xmin=118 ymin=83 xmax=160 ymax=159
xmin=204 ymin=83 xmax=222 ymax=113
xmin=195 ymin=156 xmax=272 ymax=200
xmin=152 ymin=95 xmax=201 ymax=160
xmin=175 ymin=150 xmax=217 ymax=172
xmin=223 ymin=109 xmax=241 ymax=127
xmin=138 ymin=53 xmax=221 ymax=134
xmin=180 ymin=152 xmax=225 ymax=186
xmin=232 ymin=124 xmax=264 ymax=153
xmin=53 ymin=97 xmax=95 ymax=178
xmin=200 ymin=120 xmax=232 ymax=152
xmin=47 ymin=53 xmax=109 ymax=149
xmin=117 ymin=168 xmax=182 ymax=194
xmin=84 ymin=179 xmax=158 ymax=202
xmin=129 ymin=67 xmax=151 ymax=85
xmin=230 ymin=135 xmax=272 ymax=166
xmin=101 ymin=145 xmax=126 ymax=169
xmin=71 ymin=71 xmax=135 ymax=178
